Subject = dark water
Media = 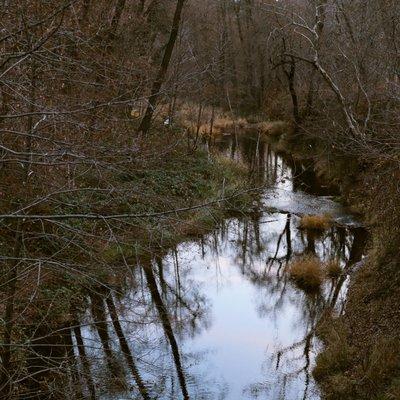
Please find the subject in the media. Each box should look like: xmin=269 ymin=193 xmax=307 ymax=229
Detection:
xmin=13 ymin=133 xmax=367 ymax=400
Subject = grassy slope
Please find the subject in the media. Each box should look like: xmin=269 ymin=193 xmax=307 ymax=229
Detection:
xmin=98 ymin=131 xmax=254 ymax=259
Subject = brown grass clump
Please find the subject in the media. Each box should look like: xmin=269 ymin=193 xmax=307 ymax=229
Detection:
xmin=187 ymin=115 xmax=242 ymax=137
xmin=299 ymin=214 xmax=333 ymax=231
xmin=213 ymin=116 xmax=234 ymax=131
xmin=210 ymin=116 xmax=250 ymax=136
xmin=289 ymin=256 xmax=324 ymax=291
xmin=325 ymin=258 xmax=342 ymax=279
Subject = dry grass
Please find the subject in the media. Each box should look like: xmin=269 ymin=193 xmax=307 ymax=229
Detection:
xmin=314 ymin=326 xmax=400 ymax=400
xmin=299 ymin=214 xmax=333 ymax=231
xmin=325 ymin=258 xmax=342 ymax=279
xmin=253 ymin=120 xmax=291 ymax=137
xmin=314 ymin=252 xmax=400 ymax=399
xmin=180 ymin=214 xmax=214 ymax=238
xmin=313 ymin=319 xmax=356 ymax=385
xmin=184 ymin=112 xmax=241 ymax=137
xmin=152 ymin=101 xmax=291 ymax=139
xmin=289 ymin=255 xmax=324 ymax=291
xmin=193 ymin=118 xmax=233 ymax=136
xmin=365 ymin=338 xmax=400 ymax=387
xmin=387 ymin=379 xmax=400 ymax=400
xmin=164 ymin=101 xmax=244 ymax=137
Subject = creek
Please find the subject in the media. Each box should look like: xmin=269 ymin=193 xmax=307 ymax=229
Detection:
xmin=76 ymin=133 xmax=367 ymax=400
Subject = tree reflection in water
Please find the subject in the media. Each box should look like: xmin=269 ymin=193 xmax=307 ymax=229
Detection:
xmin=0 ymin=134 xmax=367 ymax=400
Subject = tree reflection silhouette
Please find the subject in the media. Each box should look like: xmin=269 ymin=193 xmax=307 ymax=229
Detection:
xmin=142 ymin=259 xmax=190 ymax=400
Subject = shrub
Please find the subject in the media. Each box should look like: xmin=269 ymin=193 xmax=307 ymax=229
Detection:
xmin=289 ymin=255 xmax=324 ymax=291
xmin=299 ymin=214 xmax=333 ymax=231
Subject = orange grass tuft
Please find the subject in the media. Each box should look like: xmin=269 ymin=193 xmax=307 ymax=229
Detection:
xmin=289 ymin=255 xmax=324 ymax=291
xmin=299 ymin=214 xmax=333 ymax=231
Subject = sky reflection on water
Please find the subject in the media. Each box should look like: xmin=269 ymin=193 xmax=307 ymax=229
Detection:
xmin=77 ymin=134 xmax=366 ymax=400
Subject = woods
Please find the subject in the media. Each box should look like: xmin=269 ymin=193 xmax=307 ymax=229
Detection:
xmin=0 ymin=0 xmax=399 ymax=399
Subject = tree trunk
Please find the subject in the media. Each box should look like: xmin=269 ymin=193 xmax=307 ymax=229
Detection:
xmin=73 ymin=324 xmax=97 ymax=400
xmin=209 ymin=105 xmax=215 ymax=136
xmin=138 ymin=0 xmax=186 ymax=135
xmin=286 ymin=58 xmax=300 ymax=124
xmin=305 ymin=68 xmax=317 ymax=116
xmin=0 ymin=228 xmax=22 ymax=399
xmin=90 ymin=293 xmax=116 ymax=373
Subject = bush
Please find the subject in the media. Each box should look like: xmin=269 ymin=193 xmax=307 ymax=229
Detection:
xmin=289 ymin=255 xmax=324 ymax=291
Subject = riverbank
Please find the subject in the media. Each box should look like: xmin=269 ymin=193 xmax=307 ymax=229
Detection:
xmin=37 ymin=128 xmax=257 ymax=309
xmin=0 ymin=126 xmax=259 ymax=397
xmin=265 ymin=125 xmax=400 ymax=399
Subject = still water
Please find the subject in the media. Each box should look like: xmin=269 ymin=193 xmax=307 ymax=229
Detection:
xmin=75 ymin=134 xmax=366 ymax=400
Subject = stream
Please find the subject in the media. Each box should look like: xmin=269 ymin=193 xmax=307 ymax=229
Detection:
xmin=67 ymin=133 xmax=367 ymax=400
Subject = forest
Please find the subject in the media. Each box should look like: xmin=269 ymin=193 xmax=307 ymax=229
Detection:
xmin=0 ymin=1 xmax=399 ymax=399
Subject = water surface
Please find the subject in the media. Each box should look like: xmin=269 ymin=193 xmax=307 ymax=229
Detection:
xmin=74 ymin=133 xmax=366 ymax=400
